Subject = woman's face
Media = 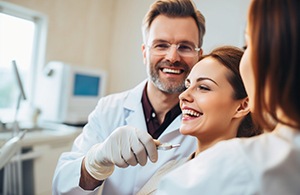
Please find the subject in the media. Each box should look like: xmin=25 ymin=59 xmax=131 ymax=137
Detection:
xmin=240 ymin=25 xmax=255 ymax=111
xmin=179 ymin=57 xmax=243 ymax=140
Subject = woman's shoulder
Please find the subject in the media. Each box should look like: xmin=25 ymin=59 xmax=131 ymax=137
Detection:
xmin=157 ymin=128 xmax=300 ymax=194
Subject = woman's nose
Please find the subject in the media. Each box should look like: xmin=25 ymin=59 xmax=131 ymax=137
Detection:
xmin=179 ymin=87 xmax=193 ymax=102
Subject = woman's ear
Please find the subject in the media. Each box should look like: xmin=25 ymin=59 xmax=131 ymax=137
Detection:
xmin=233 ymin=97 xmax=250 ymax=119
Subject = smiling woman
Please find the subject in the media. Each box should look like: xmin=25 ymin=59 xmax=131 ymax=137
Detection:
xmin=137 ymin=45 xmax=262 ymax=195
xmin=157 ymin=0 xmax=300 ymax=193
xmin=180 ymin=46 xmax=261 ymax=153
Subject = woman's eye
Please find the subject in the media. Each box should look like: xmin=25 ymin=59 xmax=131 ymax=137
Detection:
xmin=199 ymin=85 xmax=210 ymax=91
xmin=242 ymin=45 xmax=248 ymax=50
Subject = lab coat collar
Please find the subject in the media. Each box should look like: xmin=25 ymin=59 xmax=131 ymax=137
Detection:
xmin=124 ymin=79 xmax=147 ymax=112
xmin=123 ymin=79 xmax=181 ymax=135
xmin=158 ymin=115 xmax=182 ymax=138
xmin=123 ymin=79 xmax=148 ymax=132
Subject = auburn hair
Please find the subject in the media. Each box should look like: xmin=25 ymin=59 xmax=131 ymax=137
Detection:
xmin=249 ymin=0 xmax=300 ymax=130
xmin=201 ymin=46 xmax=262 ymax=137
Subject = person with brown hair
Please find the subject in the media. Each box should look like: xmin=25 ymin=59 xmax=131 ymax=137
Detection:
xmin=52 ymin=0 xmax=205 ymax=194
xmin=137 ymin=45 xmax=261 ymax=194
xmin=157 ymin=0 xmax=300 ymax=194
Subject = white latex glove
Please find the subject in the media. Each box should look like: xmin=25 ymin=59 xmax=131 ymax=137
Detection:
xmin=84 ymin=125 xmax=158 ymax=181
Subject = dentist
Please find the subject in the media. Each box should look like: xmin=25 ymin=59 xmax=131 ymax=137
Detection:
xmin=52 ymin=0 xmax=205 ymax=194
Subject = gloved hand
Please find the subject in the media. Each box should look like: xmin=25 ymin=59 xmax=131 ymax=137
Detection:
xmin=84 ymin=125 xmax=158 ymax=181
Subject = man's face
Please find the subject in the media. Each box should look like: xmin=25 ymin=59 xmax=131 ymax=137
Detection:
xmin=142 ymin=15 xmax=201 ymax=94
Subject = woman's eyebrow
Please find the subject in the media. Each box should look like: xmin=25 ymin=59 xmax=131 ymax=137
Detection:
xmin=196 ymin=77 xmax=219 ymax=86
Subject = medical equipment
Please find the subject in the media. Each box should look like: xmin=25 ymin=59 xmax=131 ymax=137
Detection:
xmin=35 ymin=61 xmax=107 ymax=126
xmin=1 ymin=60 xmax=27 ymax=195
xmin=157 ymin=143 xmax=181 ymax=150
xmin=0 ymin=130 xmax=26 ymax=169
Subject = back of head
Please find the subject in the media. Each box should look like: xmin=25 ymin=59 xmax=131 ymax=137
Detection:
xmin=142 ymin=0 xmax=205 ymax=48
xmin=202 ymin=46 xmax=262 ymax=137
xmin=249 ymin=0 xmax=300 ymax=129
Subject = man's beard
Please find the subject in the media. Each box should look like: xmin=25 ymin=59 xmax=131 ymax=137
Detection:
xmin=147 ymin=61 xmax=190 ymax=94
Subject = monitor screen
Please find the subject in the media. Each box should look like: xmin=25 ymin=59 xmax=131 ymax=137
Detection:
xmin=73 ymin=73 xmax=100 ymax=96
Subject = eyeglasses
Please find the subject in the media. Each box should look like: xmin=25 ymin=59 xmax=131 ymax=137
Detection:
xmin=147 ymin=42 xmax=201 ymax=57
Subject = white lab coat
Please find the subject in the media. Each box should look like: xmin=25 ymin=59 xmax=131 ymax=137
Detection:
xmin=52 ymin=80 xmax=196 ymax=195
xmin=137 ymin=153 xmax=193 ymax=195
xmin=157 ymin=124 xmax=300 ymax=195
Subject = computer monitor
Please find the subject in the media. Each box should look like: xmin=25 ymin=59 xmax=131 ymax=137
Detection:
xmin=35 ymin=61 xmax=107 ymax=126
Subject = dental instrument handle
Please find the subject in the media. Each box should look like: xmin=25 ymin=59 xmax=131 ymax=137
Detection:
xmin=157 ymin=143 xmax=181 ymax=150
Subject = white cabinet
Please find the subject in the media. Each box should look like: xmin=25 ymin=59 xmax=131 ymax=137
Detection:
xmin=0 ymin=125 xmax=82 ymax=195
xmin=32 ymin=139 xmax=74 ymax=195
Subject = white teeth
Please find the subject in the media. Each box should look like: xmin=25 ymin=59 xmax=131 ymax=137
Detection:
xmin=182 ymin=109 xmax=201 ymax=117
xmin=162 ymin=68 xmax=181 ymax=74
